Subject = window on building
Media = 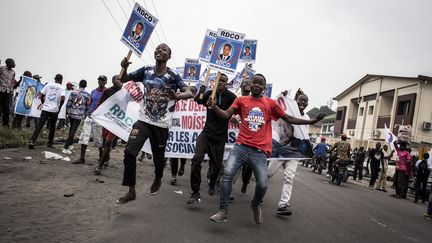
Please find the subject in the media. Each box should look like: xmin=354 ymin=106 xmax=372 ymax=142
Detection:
xmin=368 ymin=106 xmax=374 ymax=115
xmin=359 ymin=107 xmax=364 ymax=116
xmin=397 ymin=101 xmax=410 ymax=115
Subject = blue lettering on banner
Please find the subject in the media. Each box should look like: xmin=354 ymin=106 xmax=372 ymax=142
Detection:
xmin=109 ymin=104 xmax=134 ymax=126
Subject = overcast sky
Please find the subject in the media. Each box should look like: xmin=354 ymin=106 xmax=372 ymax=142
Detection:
xmin=1 ymin=0 xmax=431 ymax=109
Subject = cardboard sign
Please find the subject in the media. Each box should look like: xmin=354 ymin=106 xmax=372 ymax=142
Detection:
xmin=182 ymin=58 xmax=201 ymax=82
xmin=121 ymin=2 xmax=158 ymax=57
xmin=198 ymin=29 xmax=217 ymax=62
xmin=14 ymin=76 xmax=44 ymax=117
xmin=209 ymin=28 xmax=246 ymax=74
xmin=239 ymin=39 xmax=258 ymax=63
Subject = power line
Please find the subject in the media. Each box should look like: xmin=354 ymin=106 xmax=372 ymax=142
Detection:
xmin=100 ymin=0 xmax=122 ymax=31
xmin=115 ymin=0 xmax=129 ymax=21
xmin=149 ymin=0 xmax=169 ymax=44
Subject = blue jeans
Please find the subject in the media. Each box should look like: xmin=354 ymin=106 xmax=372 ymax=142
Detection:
xmin=220 ymin=144 xmax=268 ymax=210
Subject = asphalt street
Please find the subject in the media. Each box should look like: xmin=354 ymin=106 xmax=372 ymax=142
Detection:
xmin=89 ymin=163 xmax=432 ymax=243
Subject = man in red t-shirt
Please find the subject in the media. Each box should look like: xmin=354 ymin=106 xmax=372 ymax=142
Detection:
xmin=207 ymin=74 xmax=324 ymax=224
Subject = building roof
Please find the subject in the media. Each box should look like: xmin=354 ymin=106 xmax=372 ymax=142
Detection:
xmin=333 ymin=74 xmax=425 ymax=101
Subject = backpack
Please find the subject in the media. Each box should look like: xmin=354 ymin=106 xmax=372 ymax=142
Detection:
xmin=417 ymin=160 xmax=430 ymax=177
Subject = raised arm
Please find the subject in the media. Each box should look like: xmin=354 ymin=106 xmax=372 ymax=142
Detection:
xmin=281 ymin=112 xmax=325 ymax=125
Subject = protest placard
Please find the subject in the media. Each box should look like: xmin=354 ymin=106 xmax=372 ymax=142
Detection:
xmin=182 ymin=58 xmax=201 ymax=82
xmin=198 ymin=29 xmax=217 ymax=62
xmin=239 ymin=39 xmax=257 ymax=63
xmin=209 ymin=28 xmax=246 ymax=75
xmin=120 ymin=2 xmax=158 ymax=57
xmin=14 ymin=76 xmax=44 ymax=118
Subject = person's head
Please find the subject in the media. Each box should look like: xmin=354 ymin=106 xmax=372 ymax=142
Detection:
xmin=375 ymin=142 xmax=381 ymax=149
xmin=98 ymin=75 xmax=107 ymax=88
xmin=190 ymin=86 xmax=197 ymax=96
xmin=321 ymin=137 xmax=326 ymax=143
xmin=360 ymin=146 xmax=365 ymax=152
xmin=54 ymin=74 xmax=63 ymax=84
xmin=79 ymin=79 xmax=87 ymax=89
xmin=23 ymin=71 xmax=32 ymax=77
xmin=245 ymin=46 xmax=251 ymax=54
xmin=222 ymin=44 xmax=232 ymax=56
xmin=424 ymin=153 xmax=429 ymax=160
xmin=154 ymin=43 xmax=171 ymax=62
xmin=241 ymin=78 xmax=251 ymax=96
xmin=250 ymin=74 xmax=266 ymax=97
xmin=383 ymin=144 xmax=388 ymax=151
xmin=341 ymin=134 xmax=348 ymax=141
xmin=407 ymin=148 xmax=412 ymax=153
xmin=112 ymin=75 xmax=122 ymax=89
xmin=66 ymin=82 xmax=74 ymax=90
xmin=33 ymin=75 xmax=42 ymax=82
xmin=217 ymin=73 xmax=228 ymax=92
xmin=5 ymin=58 xmax=15 ymax=69
xmin=134 ymin=22 xmax=144 ymax=35
xmin=294 ymin=89 xmax=309 ymax=113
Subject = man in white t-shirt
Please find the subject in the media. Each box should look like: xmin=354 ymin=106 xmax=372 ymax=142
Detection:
xmin=269 ymin=89 xmax=312 ymax=216
xmin=28 ymin=74 xmax=65 ymax=148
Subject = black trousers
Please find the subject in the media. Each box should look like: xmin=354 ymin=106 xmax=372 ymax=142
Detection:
xmin=369 ymin=164 xmax=380 ymax=186
xmin=122 ymin=121 xmax=169 ymax=187
xmin=190 ymin=132 xmax=225 ymax=194
xmin=0 ymin=92 xmax=11 ymax=127
xmin=415 ymin=176 xmax=428 ymax=201
xmin=170 ymin=158 xmax=186 ymax=177
xmin=396 ymin=170 xmax=409 ymax=198
xmin=64 ymin=118 xmax=81 ymax=149
xmin=353 ymin=163 xmax=363 ymax=181
xmin=30 ymin=110 xmax=58 ymax=144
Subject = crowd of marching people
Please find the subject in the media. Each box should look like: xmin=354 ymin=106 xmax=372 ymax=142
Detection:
xmin=310 ymin=133 xmax=432 ymax=220
xmin=1 ymin=43 xmax=432 ymax=224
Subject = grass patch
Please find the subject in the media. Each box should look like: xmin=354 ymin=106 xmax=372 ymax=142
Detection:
xmin=0 ymin=128 xmax=47 ymax=149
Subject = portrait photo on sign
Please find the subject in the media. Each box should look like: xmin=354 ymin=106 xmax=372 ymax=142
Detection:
xmin=188 ymin=66 xmax=196 ymax=77
xmin=243 ymin=46 xmax=252 ymax=56
xmin=219 ymin=43 xmax=233 ymax=61
xmin=130 ymin=21 xmax=145 ymax=41
xmin=274 ymin=119 xmax=294 ymax=145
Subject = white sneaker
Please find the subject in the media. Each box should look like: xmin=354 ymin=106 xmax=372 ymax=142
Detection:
xmin=68 ymin=145 xmax=74 ymax=150
xmin=62 ymin=149 xmax=72 ymax=155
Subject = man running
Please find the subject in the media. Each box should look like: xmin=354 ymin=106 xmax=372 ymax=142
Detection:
xmin=207 ymin=74 xmax=324 ymax=224
xmin=187 ymin=73 xmax=236 ymax=204
xmin=116 ymin=43 xmax=193 ymax=204
xmin=269 ymin=89 xmax=313 ymax=216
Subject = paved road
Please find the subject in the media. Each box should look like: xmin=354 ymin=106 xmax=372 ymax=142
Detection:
xmin=90 ymin=163 xmax=432 ymax=243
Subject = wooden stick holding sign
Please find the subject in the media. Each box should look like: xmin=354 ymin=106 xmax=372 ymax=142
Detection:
xmin=211 ymin=71 xmax=222 ymax=101
xmin=119 ymin=50 xmax=133 ymax=77
xmin=199 ymin=67 xmax=212 ymax=99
